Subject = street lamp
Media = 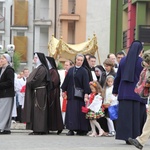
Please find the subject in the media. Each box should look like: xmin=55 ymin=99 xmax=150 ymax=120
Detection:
xmin=7 ymin=44 xmax=15 ymax=54
xmin=0 ymin=44 xmax=15 ymax=60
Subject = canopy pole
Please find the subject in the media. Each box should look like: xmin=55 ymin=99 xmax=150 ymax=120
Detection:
xmin=96 ymin=50 xmax=101 ymax=65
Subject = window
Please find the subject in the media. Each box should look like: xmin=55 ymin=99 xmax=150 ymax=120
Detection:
xmin=139 ymin=25 xmax=150 ymax=43
xmin=123 ymin=30 xmax=127 ymax=48
xmin=17 ymin=31 xmax=24 ymax=36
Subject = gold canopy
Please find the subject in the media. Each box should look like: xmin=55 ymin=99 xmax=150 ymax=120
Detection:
xmin=48 ymin=34 xmax=98 ymax=62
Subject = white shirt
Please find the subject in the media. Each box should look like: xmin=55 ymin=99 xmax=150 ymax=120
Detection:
xmin=104 ymin=85 xmax=118 ymax=106
xmin=87 ymin=94 xmax=103 ymax=113
xmin=15 ymin=77 xmax=26 ymax=108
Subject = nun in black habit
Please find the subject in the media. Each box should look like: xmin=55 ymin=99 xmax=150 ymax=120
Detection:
xmin=95 ymin=65 xmax=106 ymax=88
xmin=46 ymin=56 xmax=64 ymax=134
xmin=82 ymin=55 xmax=93 ymax=81
xmin=61 ymin=53 xmax=91 ymax=136
xmin=23 ymin=52 xmax=52 ymax=135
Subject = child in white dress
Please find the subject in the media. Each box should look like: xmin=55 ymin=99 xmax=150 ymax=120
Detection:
xmin=85 ymin=81 xmax=105 ymax=137
xmin=103 ymin=75 xmax=118 ymax=136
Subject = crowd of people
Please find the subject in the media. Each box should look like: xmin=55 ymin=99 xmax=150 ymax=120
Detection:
xmin=0 ymin=40 xmax=150 ymax=149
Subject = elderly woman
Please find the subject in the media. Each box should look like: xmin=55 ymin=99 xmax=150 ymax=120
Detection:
xmin=61 ymin=54 xmax=91 ymax=136
xmin=0 ymin=53 xmax=15 ymax=134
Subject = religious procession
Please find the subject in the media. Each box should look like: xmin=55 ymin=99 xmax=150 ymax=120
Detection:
xmin=1 ymin=35 xmax=150 ymax=150
xmin=1 ymin=1 xmax=150 ymax=150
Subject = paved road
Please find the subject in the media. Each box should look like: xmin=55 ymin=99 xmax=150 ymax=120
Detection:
xmin=0 ymin=123 xmax=149 ymax=150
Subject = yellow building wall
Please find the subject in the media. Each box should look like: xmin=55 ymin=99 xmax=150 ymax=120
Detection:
xmin=75 ymin=0 xmax=87 ymax=43
xmin=60 ymin=0 xmax=87 ymax=44
xmin=14 ymin=0 xmax=28 ymax=26
xmin=14 ymin=36 xmax=27 ymax=62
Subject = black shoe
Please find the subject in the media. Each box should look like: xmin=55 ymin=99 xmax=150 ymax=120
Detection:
xmin=78 ymin=131 xmax=87 ymax=136
xmin=66 ymin=130 xmax=74 ymax=136
xmin=29 ymin=132 xmax=39 ymax=135
xmin=128 ymin=138 xmax=143 ymax=149
xmin=125 ymin=140 xmax=132 ymax=145
xmin=0 ymin=130 xmax=11 ymax=134
xmin=57 ymin=130 xmax=63 ymax=135
xmin=28 ymin=132 xmax=46 ymax=135
xmin=76 ymin=131 xmax=80 ymax=135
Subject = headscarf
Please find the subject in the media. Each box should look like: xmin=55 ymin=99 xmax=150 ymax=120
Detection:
xmin=95 ymin=65 xmax=105 ymax=73
xmin=46 ymin=56 xmax=60 ymax=90
xmin=82 ymin=55 xmax=90 ymax=69
xmin=95 ymin=65 xmax=106 ymax=87
xmin=2 ymin=53 xmax=11 ymax=64
xmin=46 ymin=58 xmax=52 ymax=70
xmin=46 ymin=56 xmax=57 ymax=69
xmin=34 ymin=52 xmax=51 ymax=82
xmin=82 ymin=55 xmax=93 ymax=81
xmin=34 ymin=53 xmax=42 ymax=68
xmin=122 ymin=40 xmax=143 ymax=82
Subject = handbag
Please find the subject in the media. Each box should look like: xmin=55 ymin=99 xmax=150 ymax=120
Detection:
xmin=81 ymin=106 xmax=89 ymax=113
xmin=73 ymin=67 xmax=84 ymax=98
xmin=81 ymin=102 xmax=89 ymax=113
xmin=108 ymin=104 xmax=118 ymax=120
xmin=74 ymin=87 xmax=84 ymax=98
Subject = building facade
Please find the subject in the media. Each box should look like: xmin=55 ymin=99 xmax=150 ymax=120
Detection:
xmin=110 ymin=0 xmax=150 ymax=54
xmin=0 ymin=0 xmax=111 ymax=71
xmin=58 ymin=0 xmax=111 ymax=64
xmin=0 ymin=0 xmax=55 ymax=71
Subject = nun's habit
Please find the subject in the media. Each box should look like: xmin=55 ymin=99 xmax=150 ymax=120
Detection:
xmin=113 ymin=41 xmax=147 ymax=142
xmin=23 ymin=52 xmax=52 ymax=134
xmin=46 ymin=56 xmax=64 ymax=133
xmin=61 ymin=55 xmax=91 ymax=135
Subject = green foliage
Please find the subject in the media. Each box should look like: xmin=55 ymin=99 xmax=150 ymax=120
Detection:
xmin=13 ymin=52 xmax=21 ymax=72
xmin=57 ymin=62 xmax=63 ymax=70
xmin=0 ymin=49 xmax=21 ymax=72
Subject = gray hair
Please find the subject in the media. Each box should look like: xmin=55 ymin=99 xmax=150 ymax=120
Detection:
xmin=75 ymin=53 xmax=84 ymax=60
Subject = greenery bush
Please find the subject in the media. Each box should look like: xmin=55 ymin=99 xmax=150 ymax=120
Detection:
xmin=13 ymin=52 xmax=21 ymax=72
xmin=57 ymin=62 xmax=63 ymax=70
xmin=0 ymin=49 xmax=21 ymax=72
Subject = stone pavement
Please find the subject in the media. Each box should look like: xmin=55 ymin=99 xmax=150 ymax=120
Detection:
xmin=11 ymin=121 xmax=26 ymax=130
xmin=0 ymin=122 xmax=149 ymax=150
